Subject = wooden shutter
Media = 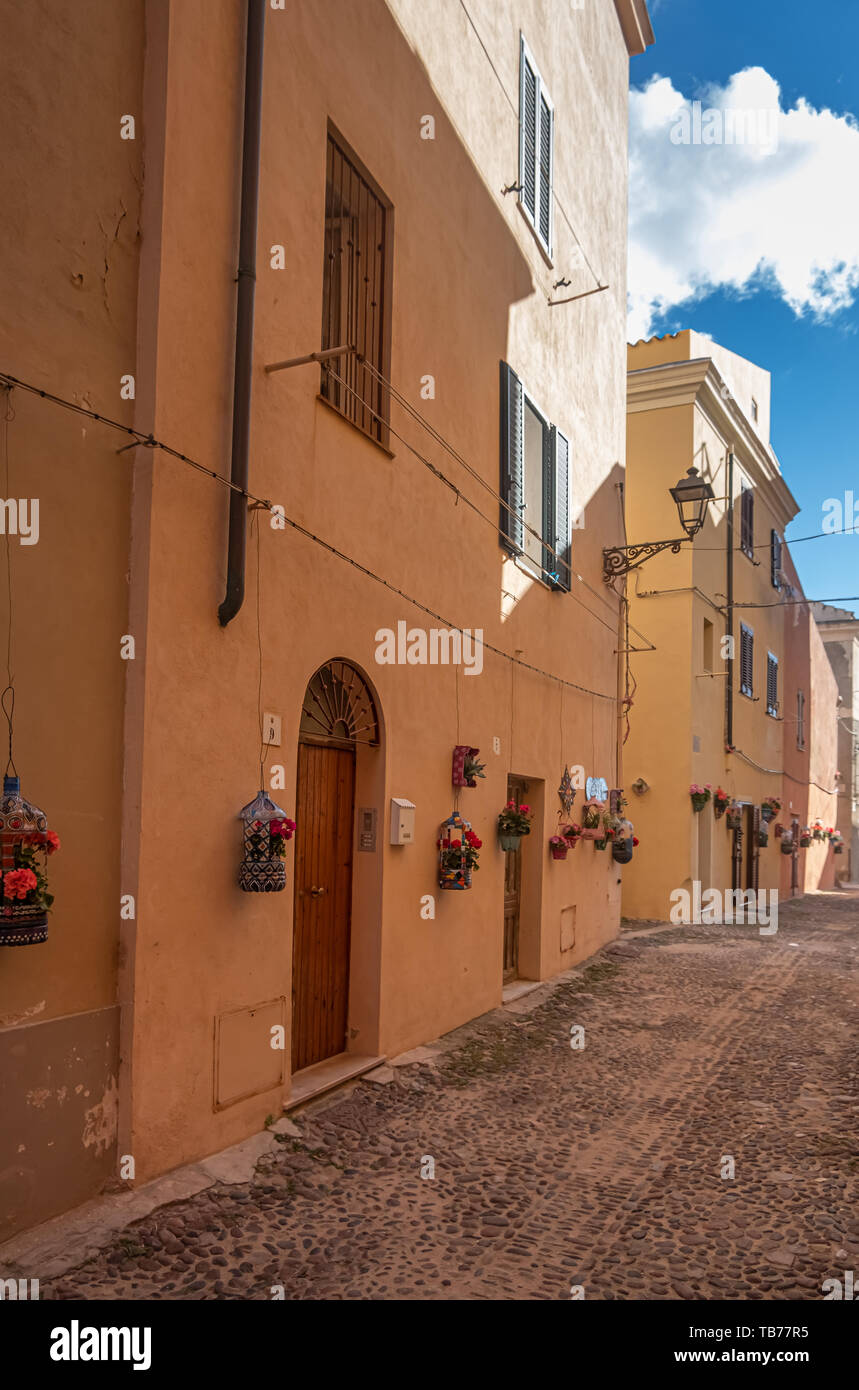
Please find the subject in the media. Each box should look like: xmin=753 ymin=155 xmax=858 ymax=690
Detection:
xmin=796 ymin=690 xmax=806 ymax=748
xmin=520 ymin=50 xmax=537 ymax=222
xmin=499 ymin=361 xmax=524 ymax=554
xmin=767 ymin=654 xmax=778 ymax=715
xmin=740 ymin=486 xmax=754 ymax=556
xmin=771 ymin=530 xmax=782 ymax=589
xmin=548 ymin=426 xmax=571 ymax=590
xmin=740 ymin=624 xmax=754 ymax=696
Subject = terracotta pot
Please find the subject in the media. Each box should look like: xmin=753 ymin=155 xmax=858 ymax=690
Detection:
xmin=550 ymin=844 xmax=568 ymax=860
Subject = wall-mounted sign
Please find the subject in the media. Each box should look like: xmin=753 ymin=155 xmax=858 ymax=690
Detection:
xmin=586 ymin=776 xmax=608 ymax=802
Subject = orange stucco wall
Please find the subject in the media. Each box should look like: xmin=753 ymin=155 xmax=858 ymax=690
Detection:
xmin=0 ymin=0 xmax=144 ymax=1239
xmin=111 ymin=0 xmax=635 ymax=1183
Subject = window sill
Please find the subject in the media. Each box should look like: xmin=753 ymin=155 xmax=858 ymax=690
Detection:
xmin=516 ymin=199 xmax=554 ymax=269
xmin=316 ymin=393 xmax=395 ymax=459
xmin=739 ymin=688 xmax=754 ymax=700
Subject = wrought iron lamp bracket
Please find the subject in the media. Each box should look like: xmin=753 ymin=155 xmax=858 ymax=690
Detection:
xmin=602 ymin=536 xmax=689 ymax=582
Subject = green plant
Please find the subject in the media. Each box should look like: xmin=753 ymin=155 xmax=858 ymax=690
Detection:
xmin=498 ymin=801 xmax=532 ymax=836
xmin=463 ymin=754 xmax=486 ymax=781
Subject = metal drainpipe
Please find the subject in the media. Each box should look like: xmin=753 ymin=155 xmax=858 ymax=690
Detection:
xmin=219 ymin=0 xmax=266 ymax=627
xmin=725 ymin=449 xmax=735 ymax=748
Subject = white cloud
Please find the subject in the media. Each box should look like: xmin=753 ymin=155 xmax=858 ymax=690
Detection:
xmin=628 ymin=67 xmax=859 ymax=340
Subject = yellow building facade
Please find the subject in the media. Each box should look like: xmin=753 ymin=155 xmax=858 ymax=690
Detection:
xmin=621 ymin=331 xmax=838 ymax=921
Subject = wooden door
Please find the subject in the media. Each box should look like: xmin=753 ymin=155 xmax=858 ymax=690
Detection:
xmin=744 ymin=804 xmax=759 ymax=892
xmin=291 ymin=743 xmax=355 ymax=1072
xmin=503 ymin=776 xmax=527 ymax=981
xmin=791 ymin=816 xmax=800 ymax=895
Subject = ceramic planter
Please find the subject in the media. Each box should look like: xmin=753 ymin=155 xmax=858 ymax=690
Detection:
xmin=612 ymin=836 xmax=634 ymax=864
xmin=760 ymin=806 xmax=775 ymax=824
xmin=550 ymin=843 xmax=568 ymax=861
xmin=800 ymin=836 xmax=811 ymax=849
xmin=780 ymin=840 xmax=793 ymax=855
xmin=756 ymin=829 xmax=769 ymax=848
xmin=594 ymin=838 xmax=607 ymax=851
xmin=439 ymin=867 xmax=472 ymax=891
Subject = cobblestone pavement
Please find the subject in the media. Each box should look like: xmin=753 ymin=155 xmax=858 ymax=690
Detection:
xmin=46 ymin=891 xmax=858 ymax=1300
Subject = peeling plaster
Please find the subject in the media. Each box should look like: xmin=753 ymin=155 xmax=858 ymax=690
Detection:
xmin=0 ymin=1000 xmax=46 ymax=1029
xmin=82 ymin=1076 xmax=118 ymax=1155
xmin=26 ymin=1088 xmax=51 ymax=1109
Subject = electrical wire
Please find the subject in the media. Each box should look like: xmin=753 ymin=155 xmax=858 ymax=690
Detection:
xmin=356 ymin=355 xmax=657 ymax=649
xmin=0 ymin=370 xmax=619 ymax=704
xmin=323 ymin=360 xmax=628 ymax=642
xmin=732 ymin=746 xmax=838 ymax=796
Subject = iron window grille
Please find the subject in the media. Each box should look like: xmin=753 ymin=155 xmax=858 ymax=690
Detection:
xmin=321 ymin=130 xmax=391 ymax=444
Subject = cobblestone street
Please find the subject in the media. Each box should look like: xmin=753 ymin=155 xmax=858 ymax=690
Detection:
xmin=44 ymin=892 xmax=858 ymax=1301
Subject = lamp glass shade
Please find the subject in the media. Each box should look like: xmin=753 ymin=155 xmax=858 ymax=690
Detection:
xmin=669 ymin=467 xmax=715 ymax=539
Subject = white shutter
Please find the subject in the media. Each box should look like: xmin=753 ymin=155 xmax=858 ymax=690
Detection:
xmin=519 ymin=39 xmax=553 ymax=257
xmin=519 ymin=47 xmax=537 ymax=223
xmin=538 ymin=96 xmax=553 ymax=252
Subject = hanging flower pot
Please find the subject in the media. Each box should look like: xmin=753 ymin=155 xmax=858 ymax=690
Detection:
xmin=581 ymin=801 xmax=602 ymax=833
xmin=452 ymin=746 xmax=485 ymax=789
xmin=549 ymin=836 xmax=569 ymax=861
xmin=799 ymin=828 xmax=812 ymax=849
xmin=713 ymin=787 xmax=729 ymax=819
xmin=726 ymin=803 xmax=742 ymax=831
xmin=497 ymin=800 xmax=532 ymax=852
xmin=689 ymin=784 xmax=712 ymax=813
xmin=756 ymin=827 xmax=769 ymax=848
xmin=0 ymin=775 xmax=58 ymax=947
xmin=612 ymin=835 xmax=634 ymax=864
xmin=780 ymin=839 xmax=794 ymax=856
xmin=834 ymin=843 xmax=844 ymax=854
xmin=594 ymin=837 xmax=608 ymax=851
xmin=238 ymin=791 xmax=295 ymax=892
xmin=760 ymin=796 xmax=781 ymax=823
xmin=438 ymin=811 xmax=481 ymax=889
xmin=561 ymin=823 xmax=582 ymax=849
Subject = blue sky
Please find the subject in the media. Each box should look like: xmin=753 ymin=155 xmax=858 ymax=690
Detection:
xmin=629 ymin=0 xmax=859 ymax=615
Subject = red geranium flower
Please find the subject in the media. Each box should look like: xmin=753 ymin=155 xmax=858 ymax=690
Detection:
xmin=3 ymin=868 xmax=38 ymax=901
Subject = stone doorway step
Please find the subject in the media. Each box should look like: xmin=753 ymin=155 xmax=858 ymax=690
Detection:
xmin=285 ymin=1053 xmax=386 ymax=1111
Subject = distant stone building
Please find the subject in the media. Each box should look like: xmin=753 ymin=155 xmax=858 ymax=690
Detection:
xmin=812 ymin=604 xmax=859 ymax=881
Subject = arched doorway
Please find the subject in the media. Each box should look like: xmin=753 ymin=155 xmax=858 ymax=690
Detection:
xmin=292 ymin=661 xmax=380 ymax=1073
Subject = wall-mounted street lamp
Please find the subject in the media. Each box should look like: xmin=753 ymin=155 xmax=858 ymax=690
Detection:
xmin=603 ymin=467 xmax=715 ymax=581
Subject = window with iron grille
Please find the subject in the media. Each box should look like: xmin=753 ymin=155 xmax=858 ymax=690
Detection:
xmin=740 ymin=483 xmax=754 ymax=559
xmin=766 ymin=652 xmax=779 ymax=717
xmin=499 ymin=361 xmax=570 ymax=590
xmin=796 ymin=689 xmax=806 ymax=749
xmin=321 ymin=130 xmax=391 ymax=444
xmin=519 ymin=37 xmax=553 ymax=258
xmin=740 ymin=623 xmax=754 ymax=697
xmin=770 ymin=529 xmax=782 ymax=589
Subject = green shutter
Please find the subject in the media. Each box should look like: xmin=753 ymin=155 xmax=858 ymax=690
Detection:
xmin=499 ymin=362 xmax=524 ymax=554
xmin=550 ymin=426 xmax=571 ymax=590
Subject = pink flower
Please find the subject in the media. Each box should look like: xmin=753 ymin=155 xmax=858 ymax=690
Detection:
xmin=519 ymin=804 xmax=530 ymax=814
xmin=3 ymin=868 xmax=38 ymax=901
